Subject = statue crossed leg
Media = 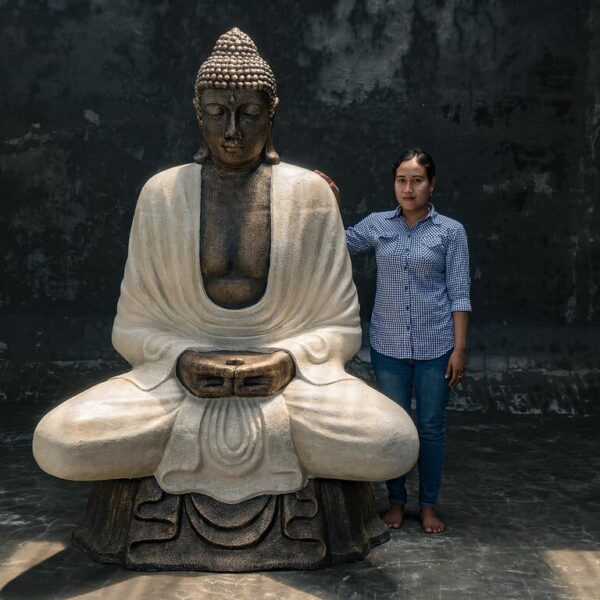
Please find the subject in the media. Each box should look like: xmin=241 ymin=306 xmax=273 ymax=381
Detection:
xmin=34 ymin=374 xmax=418 ymax=499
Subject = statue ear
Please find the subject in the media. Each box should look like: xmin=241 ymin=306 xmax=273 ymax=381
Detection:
xmin=193 ymin=97 xmax=209 ymax=164
xmin=193 ymin=139 xmax=210 ymax=164
xmin=193 ymin=96 xmax=203 ymax=125
xmin=264 ymin=120 xmax=281 ymax=165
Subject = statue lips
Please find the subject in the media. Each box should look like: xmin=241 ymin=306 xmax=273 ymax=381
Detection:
xmin=222 ymin=143 xmax=244 ymax=153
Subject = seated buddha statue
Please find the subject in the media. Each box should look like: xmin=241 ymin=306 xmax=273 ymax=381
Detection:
xmin=33 ymin=28 xmax=418 ymax=504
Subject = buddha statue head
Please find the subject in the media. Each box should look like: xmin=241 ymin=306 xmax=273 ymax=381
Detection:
xmin=193 ymin=28 xmax=280 ymax=171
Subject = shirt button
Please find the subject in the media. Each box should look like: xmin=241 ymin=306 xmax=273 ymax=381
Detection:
xmin=403 ymin=265 xmax=407 ymax=270
xmin=406 ymin=326 xmax=410 ymax=330
xmin=404 ymin=286 xmax=408 ymax=291
xmin=405 ymin=306 xmax=409 ymax=310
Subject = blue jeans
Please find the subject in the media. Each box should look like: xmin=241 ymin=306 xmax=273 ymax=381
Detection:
xmin=371 ymin=347 xmax=452 ymax=508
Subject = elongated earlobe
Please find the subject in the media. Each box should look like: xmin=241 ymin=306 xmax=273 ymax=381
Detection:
xmin=264 ymin=121 xmax=281 ymax=165
xmin=193 ymin=140 xmax=210 ymax=164
xmin=193 ymin=97 xmax=210 ymax=164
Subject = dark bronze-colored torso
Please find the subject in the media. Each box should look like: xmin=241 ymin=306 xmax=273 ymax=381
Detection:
xmin=200 ymin=161 xmax=271 ymax=309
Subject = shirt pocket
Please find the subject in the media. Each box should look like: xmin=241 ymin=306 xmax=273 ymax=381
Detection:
xmin=376 ymin=234 xmax=399 ymax=253
xmin=416 ymin=233 xmax=447 ymax=271
xmin=375 ymin=234 xmax=403 ymax=269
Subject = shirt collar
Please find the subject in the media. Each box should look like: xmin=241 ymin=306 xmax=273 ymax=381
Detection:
xmin=386 ymin=202 xmax=440 ymax=225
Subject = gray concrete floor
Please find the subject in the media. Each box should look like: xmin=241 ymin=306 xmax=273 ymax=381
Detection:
xmin=1 ymin=401 xmax=599 ymax=599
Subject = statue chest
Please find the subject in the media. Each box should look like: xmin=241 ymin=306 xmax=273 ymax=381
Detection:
xmin=199 ymin=165 xmax=272 ymax=309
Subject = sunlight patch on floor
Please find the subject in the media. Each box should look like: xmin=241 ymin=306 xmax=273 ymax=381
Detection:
xmin=0 ymin=540 xmax=67 ymax=588
xmin=544 ymin=550 xmax=600 ymax=600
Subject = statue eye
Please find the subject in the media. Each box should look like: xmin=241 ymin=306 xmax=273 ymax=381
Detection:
xmin=205 ymin=104 xmax=225 ymax=117
xmin=241 ymin=104 xmax=263 ymax=117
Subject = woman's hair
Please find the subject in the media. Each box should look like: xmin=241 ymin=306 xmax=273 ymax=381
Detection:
xmin=392 ymin=149 xmax=436 ymax=181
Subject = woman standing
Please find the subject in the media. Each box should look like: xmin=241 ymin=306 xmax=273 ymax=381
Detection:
xmin=345 ymin=149 xmax=471 ymax=534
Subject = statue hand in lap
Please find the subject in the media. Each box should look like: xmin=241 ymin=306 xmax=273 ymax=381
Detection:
xmin=176 ymin=350 xmax=295 ymax=398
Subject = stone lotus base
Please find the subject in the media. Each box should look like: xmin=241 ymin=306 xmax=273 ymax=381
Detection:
xmin=72 ymin=477 xmax=389 ymax=571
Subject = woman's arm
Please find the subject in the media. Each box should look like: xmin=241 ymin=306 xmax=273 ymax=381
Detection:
xmin=345 ymin=215 xmax=377 ymax=256
xmin=445 ymin=311 xmax=469 ymax=387
xmin=445 ymin=225 xmax=472 ymax=387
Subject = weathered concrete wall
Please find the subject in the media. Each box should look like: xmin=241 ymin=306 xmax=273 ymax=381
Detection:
xmin=1 ymin=0 xmax=599 ymax=413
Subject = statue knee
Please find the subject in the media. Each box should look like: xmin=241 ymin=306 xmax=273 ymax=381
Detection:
xmin=372 ymin=402 xmax=419 ymax=480
xmin=33 ymin=409 xmax=83 ymax=480
xmin=333 ymin=386 xmax=419 ymax=481
xmin=32 ymin=398 xmax=108 ymax=480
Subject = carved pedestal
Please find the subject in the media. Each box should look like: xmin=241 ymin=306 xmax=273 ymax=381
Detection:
xmin=72 ymin=477 xmax=389 ymax=571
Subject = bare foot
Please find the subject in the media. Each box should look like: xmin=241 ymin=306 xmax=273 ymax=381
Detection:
xmin=420 ymin=507 xmax=445 ymax=534
xmin=383 ymin=504 xmax=404 ymax=529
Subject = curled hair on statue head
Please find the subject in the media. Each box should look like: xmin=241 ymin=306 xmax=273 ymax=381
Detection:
xmin=392 ymin=148 xmax=436 ymax=181
xmin=194 ymin=28 xmax=279 ymax=118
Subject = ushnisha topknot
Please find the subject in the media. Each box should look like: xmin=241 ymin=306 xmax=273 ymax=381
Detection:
xmin=194 ymin=27 xmax=279 ymax=118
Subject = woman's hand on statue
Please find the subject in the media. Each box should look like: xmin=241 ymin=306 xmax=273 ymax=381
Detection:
xmin=176 ymin=349 xmax=295 ymax=398
xmin=445 ymin=348 xmax=467 ymax=388
xmin=314 ymin=170 xmax=341 ymax=204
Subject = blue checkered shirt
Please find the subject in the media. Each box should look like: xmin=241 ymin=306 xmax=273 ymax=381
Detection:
xmin=346 ymin=204 xmax=471 ymax=360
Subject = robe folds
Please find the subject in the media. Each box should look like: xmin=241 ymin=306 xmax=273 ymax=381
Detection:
xmin=33 ymin=162 xmax=419 ymax=503
xmin=112 ymin=162 xmax=361 ymax=392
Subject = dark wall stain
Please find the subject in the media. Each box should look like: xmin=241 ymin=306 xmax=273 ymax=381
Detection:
xmin=1 ymin=0 xmax=599 ymax=412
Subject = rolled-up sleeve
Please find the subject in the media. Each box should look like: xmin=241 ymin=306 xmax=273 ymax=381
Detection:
xmin=446 ymin=225 xmax=472 ymax=312
xmin=345 ymin=215 xmax=376 ymax=256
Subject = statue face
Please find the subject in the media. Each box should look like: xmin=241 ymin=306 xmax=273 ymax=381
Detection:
xmin=200 ymin=89 xmax=271 ymax=171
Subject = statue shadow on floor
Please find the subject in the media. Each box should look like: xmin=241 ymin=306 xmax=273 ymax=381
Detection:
xmin=1 ymin=543 xmax=403 ymax=600
xmin=0 ymin=545 xmax=223 ymax=600
xmin=1 ymin=478 xmax=401 ymax=597
xmin=0 ymin=545 xmax=127 ymax=600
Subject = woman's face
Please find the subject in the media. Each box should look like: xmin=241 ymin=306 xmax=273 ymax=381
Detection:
xmin=394 ymin=157 xmax=435 ymax=214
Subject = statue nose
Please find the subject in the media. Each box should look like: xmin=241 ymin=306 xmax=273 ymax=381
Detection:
xmin=225 ymin=111 xmax=242 ymax=140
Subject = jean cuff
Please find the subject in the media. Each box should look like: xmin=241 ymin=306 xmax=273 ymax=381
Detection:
xmin=389 ymin=497 xmax=407 ymax=507
xmin=419 ymin=502 xmax=437 ymax=508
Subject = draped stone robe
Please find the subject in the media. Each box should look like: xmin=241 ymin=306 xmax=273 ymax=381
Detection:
xmin=33 ymin=162 xmax=419 ymax=503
